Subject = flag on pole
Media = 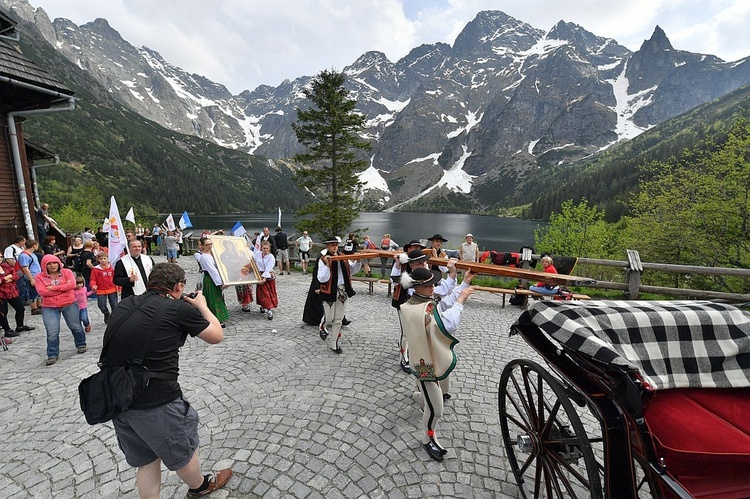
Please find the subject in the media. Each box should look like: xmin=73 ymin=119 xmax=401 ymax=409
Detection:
xmin=107 ymin=196 xmax=127 ymax=264
xmin=179 ymin=210 xmax=193 ymax=229
xmin=230 ymin=221 xmax=246 ymax=237
xmin=125 ymin=207 xmax=135 ymax=224
xmin=277 ymin=207 xmax=282 ymax=228
xmin=165 ymin=213 xmax=176 ymax=231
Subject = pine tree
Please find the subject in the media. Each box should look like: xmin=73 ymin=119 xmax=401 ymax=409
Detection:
xmin=291 ymin=70 xmax=370 ymax=238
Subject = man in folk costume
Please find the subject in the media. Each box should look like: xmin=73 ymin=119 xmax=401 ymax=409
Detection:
xmin=426 ymin=233 xmax=449 ymax=274
xmin=400 ymin=266 xmax=475 ymax=461
xmin=395 ymin=249 xmax=461 ymax=374
xmin=390 ymin=240 xmax=426 ymax=372
xmin=113 ymin=239 xmax=154 ymax=300
xmin=317 ymin=237 xmax=360 ymax=354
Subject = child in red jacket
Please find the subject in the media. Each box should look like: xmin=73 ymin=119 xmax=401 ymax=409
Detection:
xmin=90 ymin=253 xmax=118 ymax=323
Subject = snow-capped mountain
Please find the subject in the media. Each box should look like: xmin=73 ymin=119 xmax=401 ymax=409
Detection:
xmin=5 ymin=0 xmax=750 ymax=210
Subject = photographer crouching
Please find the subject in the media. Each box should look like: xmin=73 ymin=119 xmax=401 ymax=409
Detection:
xmin=103 ymin=263 xmax=232 ymax=498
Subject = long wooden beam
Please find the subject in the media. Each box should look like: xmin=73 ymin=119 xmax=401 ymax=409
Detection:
xmin=426 ymin=257 xmax=597 ymax=286
xmin=328 ymin=250 xmax=399 ymax=261
xmin=328 ymin=251 xmax=596 ymax=286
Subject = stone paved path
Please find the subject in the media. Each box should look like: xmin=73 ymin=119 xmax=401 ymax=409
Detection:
xmin=0 ymin=255 xmax=541 ymax=498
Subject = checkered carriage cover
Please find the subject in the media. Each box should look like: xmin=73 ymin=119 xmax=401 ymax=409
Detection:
xmin=514 ymin=300 xmax=750 ymax=390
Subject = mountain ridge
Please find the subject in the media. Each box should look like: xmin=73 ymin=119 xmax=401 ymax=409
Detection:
xmin=4 ymin=0 xmax=750 ymax=214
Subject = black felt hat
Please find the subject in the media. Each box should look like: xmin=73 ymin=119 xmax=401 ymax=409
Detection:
xmin=401 ymin=267 xmax=442 ymax=289
xmin=407 ymin=249 xmax=427 ymax=263
xmin=323 ymin=236 xmax=340 ymax=244
xmin=427 ymin=233 xmax=448 ymax=242
xmin=404 ymin=239 xmax=425 ymax=251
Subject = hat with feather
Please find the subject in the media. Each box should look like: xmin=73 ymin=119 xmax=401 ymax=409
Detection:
xmin=401 ymin=267 xmax=441 ymax=289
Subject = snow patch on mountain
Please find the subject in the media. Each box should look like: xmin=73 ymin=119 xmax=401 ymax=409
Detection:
xmin=385 ymin=146 xmax=475 ymax=212
xmin=606 ymin=62 xmax=654 ymax=141
xmin=358 ymin=164 xmax=390 ymax=193
xmin=447 ymin=110 xmax=483 ymax=138
xmin=406 ymin=153 xmax=440 ymax=165
xmin=437 ymin=145 xmax=475 ymax=193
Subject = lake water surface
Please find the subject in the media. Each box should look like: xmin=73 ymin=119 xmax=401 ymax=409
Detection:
xmin=189 ymin=212 xmax=544 ymax=252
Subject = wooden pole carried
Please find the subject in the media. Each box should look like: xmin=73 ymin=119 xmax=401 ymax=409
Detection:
xmin=427 ymin=257 xmax=596 ymax=286
xmin=328 ymin=250 xmax=399 ymax=261
xmin=328 ymin=251 xmax=596 ymax=286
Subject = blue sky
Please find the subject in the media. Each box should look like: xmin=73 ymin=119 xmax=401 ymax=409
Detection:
xmin=20 ymin=0 xmax=750 ymax=95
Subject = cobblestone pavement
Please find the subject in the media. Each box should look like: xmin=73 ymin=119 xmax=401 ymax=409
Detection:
xmin=0 ymin=256 xmax=543 ymax=498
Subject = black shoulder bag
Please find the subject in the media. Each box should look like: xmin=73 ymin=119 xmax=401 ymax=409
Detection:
xmin=78 ymin=293 xmax=176 ymax=425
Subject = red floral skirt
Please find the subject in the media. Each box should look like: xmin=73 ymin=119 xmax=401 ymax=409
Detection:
xmin=256 ymin=280 xmax=278 ymax=310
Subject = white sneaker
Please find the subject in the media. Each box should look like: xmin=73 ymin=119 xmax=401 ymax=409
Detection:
xmin=267 ymin=310 xmax=273 ymax=320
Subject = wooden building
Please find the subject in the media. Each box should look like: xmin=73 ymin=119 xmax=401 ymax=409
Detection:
xmin=0 ymin=9 xmax=75 ymax=246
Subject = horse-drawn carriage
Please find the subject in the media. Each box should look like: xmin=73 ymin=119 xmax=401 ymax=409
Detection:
xmin=500 ymin=300 xmax=750 ymax=498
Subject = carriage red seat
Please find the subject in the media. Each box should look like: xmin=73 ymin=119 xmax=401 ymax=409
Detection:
xmin=516 ymin=300 xmax=750 ymax=498
xmin=645 ymin=388 xmax=750 ymax=498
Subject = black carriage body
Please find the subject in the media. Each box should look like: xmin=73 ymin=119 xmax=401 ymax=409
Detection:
xmin=501 ymin=300 xmax=750 ymax=499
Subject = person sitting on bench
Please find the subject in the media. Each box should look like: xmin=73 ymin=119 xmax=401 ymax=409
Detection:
xmin=529 ymin=256 xmax=559 ymax=295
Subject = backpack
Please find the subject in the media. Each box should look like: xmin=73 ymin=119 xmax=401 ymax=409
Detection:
xmin=78 ymin=295 xmax=174 ymax=424
xmin=342 ymin=240 xmax=356 ymax=254
xmin=509 ymin=286 xmax=528 ymax=307
xmin=14 ymin=250 xmax=29 ymax=277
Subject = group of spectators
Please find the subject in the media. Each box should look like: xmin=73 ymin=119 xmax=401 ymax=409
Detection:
xmin=2 ymin=217 xmax=504 ymax=495
xmin=1 ymin=228 xmax=124 ymax=364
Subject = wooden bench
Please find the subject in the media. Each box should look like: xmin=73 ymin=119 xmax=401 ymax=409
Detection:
xmin=351 ymin=276 xmax=382 ymax=295
xmin=381 ymin=279 xmax=393 ymax=296
xmin=473 ymin=285 xmax=590 ymax=308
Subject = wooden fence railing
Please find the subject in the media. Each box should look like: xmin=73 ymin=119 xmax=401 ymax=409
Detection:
xmin=541 ymin=250 xmax=750 ymax=303
xmin=179 ymin=236 xmax=750 ymax=303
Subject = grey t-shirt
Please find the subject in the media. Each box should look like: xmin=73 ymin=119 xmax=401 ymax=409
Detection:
xmin=164 ymin=236 xmax=178 ymax=251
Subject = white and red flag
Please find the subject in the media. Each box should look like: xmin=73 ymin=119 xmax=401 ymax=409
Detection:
xmin=107 ymin=196 xmax=128 ymax=264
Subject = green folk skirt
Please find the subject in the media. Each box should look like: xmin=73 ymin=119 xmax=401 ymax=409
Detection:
xmin=202 ymin=273 xmax=229 ymax=323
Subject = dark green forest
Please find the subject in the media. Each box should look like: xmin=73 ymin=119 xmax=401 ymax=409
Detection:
xmin=515 ymin=85 xmax=750 ymax=222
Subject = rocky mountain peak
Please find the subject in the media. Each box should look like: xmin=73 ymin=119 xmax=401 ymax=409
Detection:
xmin=4 ymin=0 xmax=750 ymax=213
xmin=642 ymin=25 xmax=673 ymax=52
xmin=545 ymin=20 xmax=630 ymax=63
xmin=345 ymin=51 xmax=395 ymax=82
xmin=453 ymin=10 xmax=542 ymax=55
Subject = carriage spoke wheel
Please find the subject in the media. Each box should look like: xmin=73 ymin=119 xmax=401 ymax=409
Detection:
xmin=499 ymin=359 xmax=603 ymax=499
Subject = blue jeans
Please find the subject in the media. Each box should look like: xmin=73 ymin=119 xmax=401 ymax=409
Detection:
xmin=16 ymin=277 xmax=28 ymax=303
xmin=42 ymin=303 xmax=86 ymax=358
xmin=529 ymin=285 xmax=559 ymax=295
xmin=97 ymin=293 xmax=119 ymax=315
xmin=79 ymin=307 xmax=90 ymax=328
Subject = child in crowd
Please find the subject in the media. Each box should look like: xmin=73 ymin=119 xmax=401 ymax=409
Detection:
xmin=253 ymin=240 xmax=278 ymax=320
xmin=164 ymin=230 xmax=178 ymax=263
xmin=74 ymin=276 xmax=92 ymax=333
xmin=78 ymin=240 xmax=97 ymax=291
xmin=90 ymin=253 xmax=118 ymax=323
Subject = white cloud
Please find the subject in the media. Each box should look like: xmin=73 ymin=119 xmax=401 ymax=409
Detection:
xmin=25 ymin=0 xmax=750 ymax=94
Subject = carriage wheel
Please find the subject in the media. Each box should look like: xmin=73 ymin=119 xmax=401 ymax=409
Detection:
xmin=499 ymin=359 xmax=604 ymax=498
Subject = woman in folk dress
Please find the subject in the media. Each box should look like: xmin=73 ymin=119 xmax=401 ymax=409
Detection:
xmin=194 ymin=237 xmax=229 ymax=327
xmin=253 ymin=241 xmax=278 ymax=320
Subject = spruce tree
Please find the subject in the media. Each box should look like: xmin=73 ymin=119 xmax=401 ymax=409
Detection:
xmin=291 ymin=69 xmax=370 ymax=238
